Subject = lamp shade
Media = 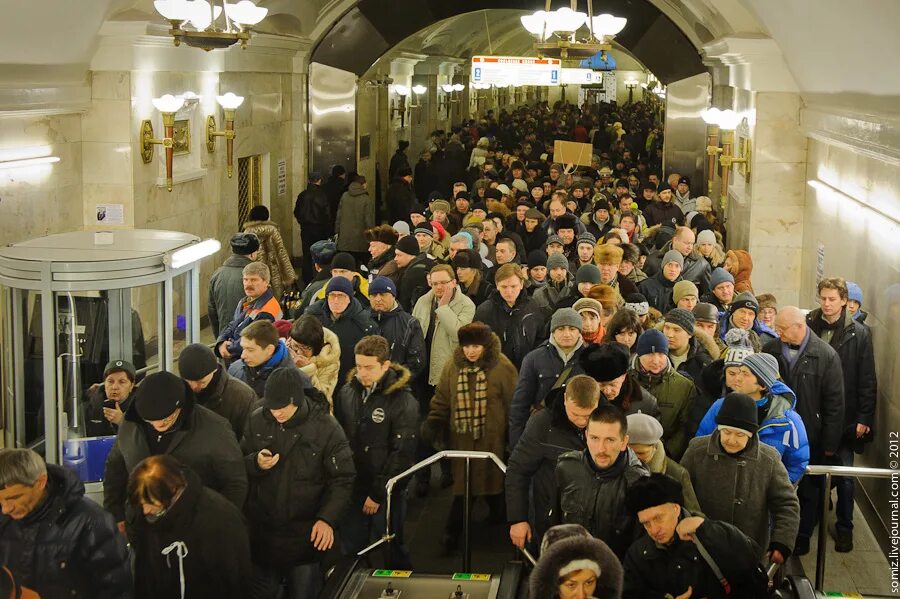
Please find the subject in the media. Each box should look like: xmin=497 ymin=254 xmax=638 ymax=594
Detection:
xmin=590 ymin=14 xmax=627 ymax=39
xmin=452 ymin=83 xmax=464 ymax=92
xmin=216 ymin=92 xmax=245 ymax=110
xmin=154 ymin=0 xmax=194 ymax=21
xmin=520 ymin=11 xmax=548 ymax=35
xmin=186 ymin=0 xmax=222 ymax=29
xmin=152 ymin=94 xmax=186 ymax=113
xmin=701 ymin=107 xmax=721 ymax=125
xmin=411 ymin=85 xmax=427 ymax=95
xmin=716 ymin=109 xmax=741 ymax=130
xmin=393 ymin=85 xmax=410 ymax=97
xmin=224 ymin=0 xmax=268 ymax=25
xmin=545 ymin=7 xmax=586 ymax=34
xmin=441 ymin=83 xmax=455 ymax=93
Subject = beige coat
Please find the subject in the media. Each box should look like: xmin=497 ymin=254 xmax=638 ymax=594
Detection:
xmin=412 ymin=288 xmax=475 ymax=386
xmin=298 ymin=326 xmax=341 ymax=408
xmin=242 ymin=220 xmax=297 ymax=298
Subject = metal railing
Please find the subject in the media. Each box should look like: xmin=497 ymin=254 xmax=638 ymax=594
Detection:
xmin=356 ymin=450 xmax=537 ymax=571
xmin=804 ymin=464 xmax=895 ymax=592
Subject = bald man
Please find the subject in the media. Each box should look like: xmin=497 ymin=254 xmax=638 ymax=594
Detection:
xmin=764 ymin=305 xmax=845 ymax=556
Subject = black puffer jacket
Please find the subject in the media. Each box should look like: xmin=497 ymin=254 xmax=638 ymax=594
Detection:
xmin=623 ymin=509 xmax=762 ymax=599
xmin=0 ymin=464 xmax=131 ymax=598
xmin=335 ymin=365 xmax=419 ymax=502
xmin=193 ymin=365 xmax=258 ymax=440
xmin=638 ymin=270 xmax=679 ymax=313
xmin=474 ymin=290 xmax=548 ymax=369
xmin=103 ymin=391 xmax=248 ymax=523
xmin=397 ymin=253 xmax=434 ymax=312
xmin=307 ymin=296 xmax=379 ymax=385
xmin=241 ymin=387 xmax=355 ymax=568
xmin=128 ymin=467 xmax=251 ymax=599
xmin=506 ymin=398 xmax=588 ymax=545
xmin=554 ymin=448 xmax=649 ymax=558
xmin=372 ymin=305 xmax=427 ymax=382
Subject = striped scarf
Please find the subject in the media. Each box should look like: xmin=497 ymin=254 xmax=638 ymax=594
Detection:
xmin=454 ymin=365 xmax=488 ymax=440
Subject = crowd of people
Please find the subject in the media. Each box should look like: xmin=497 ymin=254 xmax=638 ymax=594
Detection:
xmin=0 ymin=99 xmax=879 ymax=599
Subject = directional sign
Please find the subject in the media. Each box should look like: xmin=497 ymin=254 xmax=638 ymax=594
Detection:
xmin=471 ymin=56 xmax=562 ymax=86
xmin=560 ymin=68 xmax=600 ymax=84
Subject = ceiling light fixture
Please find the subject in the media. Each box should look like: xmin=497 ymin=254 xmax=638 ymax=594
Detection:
xmin=153 ymin=0 xmax=268 ymax=51
xmin=521 ymin=1 xmax=626 ymax=60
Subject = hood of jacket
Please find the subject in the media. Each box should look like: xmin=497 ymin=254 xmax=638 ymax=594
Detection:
xmin=726 ymin=249 xmax=753 ymax=282
xmin=347 ymin=181 xmax=368 ymax=197
xmin=344 ymin=363 xmax=412 ymax=397
xmin=764 ymin=382 xmax=797 ymax=413
xmin=529 ymin=534 xmax=624 ymax=599
xmin=452 ymin=332 xmax=502 ymax=370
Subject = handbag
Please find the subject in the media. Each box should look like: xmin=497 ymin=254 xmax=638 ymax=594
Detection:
xmin=692 ymin=535 xmax=770 ymax=598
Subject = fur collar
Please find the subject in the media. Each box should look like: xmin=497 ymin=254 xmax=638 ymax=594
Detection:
xmin=452 ymin=332 xmax=501 ymax=370
xmin=345 ymin=363 xmax=411 ymax=396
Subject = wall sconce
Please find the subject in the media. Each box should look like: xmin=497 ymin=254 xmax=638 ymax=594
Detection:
xmin=206 ymin=92 xmax=244 ymax=178
xmin=439 ymin=83 xmax=453 ymax=117
xmin=409 ymin=85 xmax=427 ymax=108
xmin=391 ymin=85 xmax=409 ymax=127
xmin=701 ymin=108 xmax=750 ymax=203
xmin=141 ymin=94 xmax=185 ymax=191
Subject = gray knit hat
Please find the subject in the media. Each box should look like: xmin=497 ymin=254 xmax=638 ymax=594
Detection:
xmin=626 ymin=413 xmax=664 ymax=445
xmin=697 ymin=229 xmax=717 ymax=245
xmin=664 ymin=308 xmax=696 ymax=336
xmin=576 ymin=232 xmax=597 ymax=248
xmin=546 ymin=253 xmax=570 ymax=271
xmin=550 ymin=307 xmax=583 ymax=332
xmin=662 ymin=250 xmax=684 ymax=268
xmin=575 ymin=264 xmax=602 ymax=285
xmin=709 ymin=267 xmax=735 ymax=290
xmin=742 ymin=353 xmax=781 ymax=390
xmin=723 ymin=328 xmax=754 ymax=366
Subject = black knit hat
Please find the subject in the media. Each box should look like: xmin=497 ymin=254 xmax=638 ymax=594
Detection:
xmin=331 ymin=252 xmax=357 ymax=272
xmin=262 ymin=367 xmax=306 ymax=410
xmin=729 ymin=291 xmax=759 ymax=317
xmin=527 ymin=249 xmax=549 ymax=269
xmin=715 ymin=392 xmax=759 ymax=435
xmin=626 ymin=473 xmax=685 ymax=515
xmin=580 ymin=342 xmax=630 ymax=382
xmin=134 ymin=371 xmax=186 ymax=421
xmin=458 ymin=322 xmax=493 ymax=347
xmin=178 ymin=343 xmax=219 ymax=381
xmin=394 ymin=235 xmax=420 ymax=257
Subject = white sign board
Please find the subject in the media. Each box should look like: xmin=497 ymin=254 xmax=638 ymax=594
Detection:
xmin=95 ymin=204 xmax=125 ymax=225
xmin=277 ymin=159 xmax=287 ymax=197
xmin=471 ymin=56 xmax=561 ymax=87
xmin=560 ymin=68 xmax=600 ymax=85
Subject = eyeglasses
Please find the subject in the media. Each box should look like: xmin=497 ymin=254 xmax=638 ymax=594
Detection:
xmin=431 ymin=279 xmax=453 ymax=287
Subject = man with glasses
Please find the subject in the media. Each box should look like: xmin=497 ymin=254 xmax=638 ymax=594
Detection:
xmin=764 ymin=305 xmax=844 ymax=556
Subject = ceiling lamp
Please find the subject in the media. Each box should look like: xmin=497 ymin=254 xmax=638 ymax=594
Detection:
xmin=154 ymin=0 xmax=268 ymax=51
xmin=520 ymin=1 xmax=626 ymax=60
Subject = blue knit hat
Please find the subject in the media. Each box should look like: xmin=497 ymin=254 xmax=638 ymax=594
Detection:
xmin=369 ymin=276 xmax=396 ymax=297
xmin=847 ymin=282 xmax=863 ymax=305
xmin=636 ymin=329 xmax=669 ymax=356
xmin=325 ymin=276 xmax=354 ymax=297
xmin=709 ymin=267 xmax=735 ymax=290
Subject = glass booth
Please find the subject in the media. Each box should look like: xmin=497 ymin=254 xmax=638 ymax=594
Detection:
xmin=0 ymin=230 xmax=218 ymax=494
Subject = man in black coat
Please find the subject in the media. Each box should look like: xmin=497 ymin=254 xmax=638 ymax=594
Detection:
xmin=295 ymin=171 xmax=333 ymax=285
xmin=335 ymin=336 xmax=419 ymax=569
xmin=0 ymin=448 xmax=131 ymax=598
xmin=807 ymin=278 xmax=877 ymax=551
xmin=386 ymin=168 xmax=418 ymax=225
xmin=242 ymin=367 xmax=355 ymax=598
xmin=622 ymin=474 xmax=762 ymax=599
xmin=103 ymin=371 xmax=248 ymax=527
xmin=369 ymin=276 xmax=427 ymax=383
xmin=639 ymin=250 xmax=683 ymax=313
xmin=507 ymin=375 xmax=599 ymax=553
xmin=322 ymin=165 xmax=347 ymax=230
xmin=764 ymin=305 xmax=844 ymax=556
xmin=393 ymin=235 xmax=434 ymax=311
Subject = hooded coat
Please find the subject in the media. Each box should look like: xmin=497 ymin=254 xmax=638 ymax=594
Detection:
xmin=241 ymin=386 xmax=354 ymax=569
xmin=412 ymin=288 xmax=476 ymax=386
xmin=335 ymin=365 xmax=419 ymax=503
xmin=208 ymin=253 xmax=253 ymax=336
xmin=297 ymin=326 xmax=342 ymax=406
xmin=128 ymin=467 xmax=252 ymax=599
xmin=0 ymin=464 xmax=132 ymax=598
xmin=422 ymin=334 xmax=518 ymax=496
xmin=680 ymin=431 xmax=801 ymax=557
xmin=630 ymin=357 xmax=697 ymax=460
xmin=725 ymin=249 xmax=754 ymax=293
xmin=242 ymin=219 xmax=297 ymax=297
xmin=335 ymin=181 xmax=376 ymax=253
xmin=696 ymin=383 xmax=810 ymax=483
xmin=474 ymin=289 xmax=548 ymax=369
xmin=306 ymin=296 xmax=379 ymax=385
xmin=103 ymin=391 xmax=248 ymax=524
xmin=531 ymin=535 xmax=624 ymax=599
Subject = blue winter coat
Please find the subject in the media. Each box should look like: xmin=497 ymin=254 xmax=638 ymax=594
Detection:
xmin=696 ymin=381 xmax=810 ymax=483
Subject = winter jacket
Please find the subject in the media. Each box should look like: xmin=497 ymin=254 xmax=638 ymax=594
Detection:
xmin=638 ymin=270 xmax=679 ymax=313
xmin=364 ymin=247 xmax=396 ymax=281
xmin=104 ymin=393 xmax=248 ymax=523
xmin=241 ymin=386 xmax=354 ymax=568
xmin=323 ymin=175 xmax=347 ymax=222
xmin=460 ymin=274 xmax=495 ymax=307
xmin=294 ymin=183 xmax=332 ymax=232
xmin=725 ymin=249 xmax=754 ymax=293
xmin=228 ymin=339 xmax=299 ymax=398
xmin=0 ymin=464 xmax=131 ymax=598
xmin=643 ymin=200 xmax=684 ymax=228
xmin=335 ymin=365 xmax=418 ymax=503
xmin=412 ymin=288 xmax=476 ymax=386
xmin=83 ymin=385 xmax=134 ymax=437
xmin=646 ymin=242 xmax=711 ymax=293
xmin=602 ymin=374 xmax=662 ymax=418
xmin=671 ymin=330 xmax=717 ymax=385
xmin=296 ymin=269 xmax=331 ymax=316
xmin=763 ymin=328 xmax=845 ymax=455
xmin=297 ymin=326 xmax=341 ymax=406
xmin=643 ymin=441 xmax=702 ymax=515
xmin=335 ymin=182 xmax=375 ymax=253
xmin=697 ymin=383 xmax=810 ymax=483
xmin=192 ymin=365 xmax=258 ymax=440
xmin=422 ymin=334 xmax=518 ymax=496
xmin=681 ymin=431 xmax=800 ymax=557
xmin=630 ymin=357 xmax=697 ymax=460
xmin=397 ymin=253 xmax=434 ymax=312
xmin=242 ymin=220 xmax=297 ymax=297
xmin=807 ymin=308 xmax=877 ymax=446
xmin=532 ymin=276 xmax=574 ymax=312
xmin=216 ymin=288 xmax=283 ymax=360
xmin=128 ymin=467 xmax=251 ymax=599
xmin=306 ymin=296 xmax=379 ymax=385
xmin=372 ymin=304 xmax=427 ymax=382
xmin=386 ymin=179 xmax=418 ymax=225
xmin=623 ymin=510 xmax=762 ymax=599
xmin=208 ymin=253 xmax=253 ymax=336
xmin=509 ymin=339 xmax=586 ymax=449
xmin=506 ymin=397 xmax=589 ymax=544
xmin=475 ymin=290 xmax=548 ymax=369
xmin=554 ymin=448 xmax=649 ymax=557
xmin=584 ymin=212 xmax=613 ymax=240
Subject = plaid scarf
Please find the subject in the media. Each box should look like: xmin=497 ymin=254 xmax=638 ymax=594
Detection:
xmin=454 ymin=365 xmax=488 ymax=440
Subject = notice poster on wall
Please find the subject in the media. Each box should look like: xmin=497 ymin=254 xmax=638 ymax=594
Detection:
xmin=560 ymin=68 xmax=600 ymax=85
xmin=95 ymin=204 xmax=124 ymax=225
xmin=471 ymin=56 xmax=561 ymax=87
xmin=277 ymin=159 xmax=287 ymax=197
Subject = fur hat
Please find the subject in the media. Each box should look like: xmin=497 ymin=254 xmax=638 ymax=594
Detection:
xmin=620 ymin=243 xmax=640 ymax=265
xmin=696 ymin=196 xmax=713 ymax=212
xmin=554 ymin=213 xmax=579 ymax=231
xmin=626 ymin=473 xmax=685 ymax=515
xmin=230 ymin=232 xmax=259 ymax=256
xmin=580 ymin=342 xmax=630 ymax=382
xmin=431 ymin=199 xmax=451 ymax=213
xmin=365 ymin=224 xmax=399 ymax=246
xmin=529 ymin=534 xmax=623 ymax=599
xmin=458 ymin=322 xmax=493 ymax=347
xmin=594 ymin=243 xmax=624 ymax=265
xmin=310 ymin=240 xmax=337 ymax=266
xmin=452 ymin=248 xmax=482 ymax=270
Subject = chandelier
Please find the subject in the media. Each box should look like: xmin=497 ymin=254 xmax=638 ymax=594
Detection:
xmin=520 ymin=1 xmax=626 ymax=60
xmin=153 ymin=0 xmax=268 ymax=51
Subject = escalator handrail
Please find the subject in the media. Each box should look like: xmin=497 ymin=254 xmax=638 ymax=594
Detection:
xmin=804 ymin=464 xmax=894 ymax=478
